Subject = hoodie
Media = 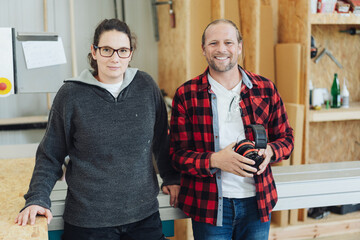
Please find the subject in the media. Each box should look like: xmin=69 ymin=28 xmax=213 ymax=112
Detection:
xmin=23 ymin=68 xmax=179 ymax=228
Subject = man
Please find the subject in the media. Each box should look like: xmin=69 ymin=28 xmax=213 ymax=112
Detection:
xmin=170 ymin=19 xmax=294 ymax=240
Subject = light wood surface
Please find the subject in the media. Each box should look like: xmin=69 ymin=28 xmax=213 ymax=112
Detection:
xmin=270 ymin=212 xmax=360 ymax=240
xmin=310 ymin=13 xmax=360 ymax=24
xmin=275 ymin=43 xmax=301 ymax=104
xmin=239 ymin=0 xmax=260 ymax=74
xmin=308 ymin=102 xmax=360 ymax=122
xmin=211 ymin=0 xmax=225 ymax=20
xmin=0 ymin=158 xmax=47 ymax=240
xmin=259 ymin=5 xmax=275 ymax=82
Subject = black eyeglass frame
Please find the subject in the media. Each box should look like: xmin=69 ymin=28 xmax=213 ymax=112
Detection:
xmin=93 ymin=45 xmax=133 ymax=58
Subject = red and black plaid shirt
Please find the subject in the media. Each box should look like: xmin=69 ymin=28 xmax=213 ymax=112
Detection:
xmin=170 ymin=66 xmax=294 ymax=225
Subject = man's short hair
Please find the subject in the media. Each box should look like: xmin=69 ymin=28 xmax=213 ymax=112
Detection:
xmin=201 ymin=19 xmax=243 ymax=47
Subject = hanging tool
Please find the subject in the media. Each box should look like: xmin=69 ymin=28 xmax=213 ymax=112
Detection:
xmin=340 ymin=28 xmax=360 ymax=35
xmin=314 ymin=48 xmax=343 ymax=69
xmin=151 ymin=0 xmax=175 ymax=41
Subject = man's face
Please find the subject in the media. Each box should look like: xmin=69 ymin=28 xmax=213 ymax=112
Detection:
xmin=202 ymin=23 xmax=242 ymax=73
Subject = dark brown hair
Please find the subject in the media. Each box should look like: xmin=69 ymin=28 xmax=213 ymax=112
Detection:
xmin=88 ymin=19 xmax=137 ymax=76
xmin=201 ymin=19 xmax=243 ymax=47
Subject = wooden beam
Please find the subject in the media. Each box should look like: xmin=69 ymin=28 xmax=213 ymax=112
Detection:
xmin=211 ymin=0 xmax=225 ymax=20
xmin=239 ymin=0 xmax=260 ymax=73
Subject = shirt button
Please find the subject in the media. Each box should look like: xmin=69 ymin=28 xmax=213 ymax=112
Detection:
xmin=217 ymin=176 xmax=220 ymax=179
xmin=219 ymin=197 xmax=222 ymax=200
xmin=213 ymin=97 xmax=216 ymax=100
xmin=215 ymin=136 xmax=218 ymax=139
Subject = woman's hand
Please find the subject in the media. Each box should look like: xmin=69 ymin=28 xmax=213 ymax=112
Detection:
xmin=15 ymin=205 xmax=52 ymax=226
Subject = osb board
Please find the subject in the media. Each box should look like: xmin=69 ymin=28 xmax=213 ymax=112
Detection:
xmin=0 ymin=158 xmax=48 ymax=239
xmin=310 ymin=25 xmax=360 ymax=102
xmin=308 ymin=121 xmax=360 ymax=164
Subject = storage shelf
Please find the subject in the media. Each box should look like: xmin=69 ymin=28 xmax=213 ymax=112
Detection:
xmin=309 ymin=102 xmax=360 ymax=122
xmin=311 ymin=13 xmax=360 ymax=25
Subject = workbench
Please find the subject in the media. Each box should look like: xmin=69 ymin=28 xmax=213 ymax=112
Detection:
xmin=1 ymin=144 xmax=360 ymax=239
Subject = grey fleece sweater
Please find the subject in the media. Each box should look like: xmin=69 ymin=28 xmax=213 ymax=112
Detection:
xmin=24 ymin=68 xmax=179 ymax=228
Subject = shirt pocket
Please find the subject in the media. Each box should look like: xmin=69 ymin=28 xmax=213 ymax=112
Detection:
xmin=251 ymin=97 xmax=270 ymax=124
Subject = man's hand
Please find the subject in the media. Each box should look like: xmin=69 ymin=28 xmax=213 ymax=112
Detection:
xmin=15 ymin=205 xmax=52 ymax=226
xmin=257 ymin=144 xmax=274 ymax=175
xmin=162 ymin=185 xmax=180 ymax=208
xmin=210 ymin=143 xmax=257 ymax=177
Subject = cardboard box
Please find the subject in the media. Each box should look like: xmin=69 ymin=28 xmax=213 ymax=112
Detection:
xmin=318 ymin=0 xmax=337 ymax=13
xmin=345 ymin=0 xmax=360 ymax=14
xmin=336 ymin=1 xmax=351 ymax=13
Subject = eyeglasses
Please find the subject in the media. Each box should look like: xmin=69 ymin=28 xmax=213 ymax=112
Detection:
xmin=94 ymin=45 xmax=132 ymax=58
xmin=226 ymin=94 xmax=241 ymax=122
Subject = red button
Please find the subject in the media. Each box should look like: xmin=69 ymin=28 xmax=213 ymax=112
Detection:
xmin=0 ymin=82 xmax=7 ymax=90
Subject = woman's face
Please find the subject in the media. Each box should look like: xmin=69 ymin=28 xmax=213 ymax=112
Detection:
xmin=91 ymin=30 xmax=132 ymax=83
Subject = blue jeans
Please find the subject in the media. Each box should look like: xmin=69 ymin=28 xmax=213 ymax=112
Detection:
xmin=192 ymin=197 xmax=270 ymax=240
xmin=62 ymin=211 xmax=166 ymax=240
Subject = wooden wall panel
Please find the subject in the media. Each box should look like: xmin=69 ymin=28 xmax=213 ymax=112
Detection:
xmin=308 ymin=121 xmax=360 ymax=164
xmin=158 ymin=0 xmax=190 ymax=97
xmin=188 ymin=0 xmax=211 ymax=79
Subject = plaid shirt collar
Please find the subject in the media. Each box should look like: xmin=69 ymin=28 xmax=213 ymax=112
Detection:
xmin=198 ymin=65 xmax=256 ymax=92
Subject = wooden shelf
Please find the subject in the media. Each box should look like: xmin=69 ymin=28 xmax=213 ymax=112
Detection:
xmin=0 ymin=115 xmax=48 ymax=126
xmin=309 ymin=102 xmax=360 ymax=122
xmin=311 ymin=13 xmax=360 ymax=25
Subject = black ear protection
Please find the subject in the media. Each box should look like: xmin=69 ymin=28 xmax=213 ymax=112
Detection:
xmin=233 ymin=124 xmax=267 ymax=172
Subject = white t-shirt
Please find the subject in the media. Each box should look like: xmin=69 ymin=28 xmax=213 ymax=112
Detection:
xmin=98 ymin=80 xmax=123 ymax=98
xmin=208 ymin=74 xmax=256 ymax=198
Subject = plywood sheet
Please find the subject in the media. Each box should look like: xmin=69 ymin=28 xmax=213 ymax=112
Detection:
xmin=308 ymin=121 xmax=360 ymax=164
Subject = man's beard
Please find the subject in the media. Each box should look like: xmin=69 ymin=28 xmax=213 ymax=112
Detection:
xmin=207 ymin=56 xmax=237 ymax=72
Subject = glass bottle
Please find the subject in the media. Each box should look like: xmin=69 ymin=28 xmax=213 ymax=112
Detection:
xmin=331 ymin=73 xmax=341 ymax=108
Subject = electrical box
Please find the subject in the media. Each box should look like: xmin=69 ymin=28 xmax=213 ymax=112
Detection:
xmin=0 ymin=28 xmax=16 ymax=97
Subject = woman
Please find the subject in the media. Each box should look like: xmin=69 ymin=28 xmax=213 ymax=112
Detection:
xmin=16 ymin=19 xmax=180 ymax=240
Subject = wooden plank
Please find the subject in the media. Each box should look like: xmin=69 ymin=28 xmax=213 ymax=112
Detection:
xmin=211 ymin=0 xmax=225 ymax=20
xmin=310 ymin=13 xmax=360 ymax=24
xmin=284 ymin=103 xmax=304 ymax=166
xmin=275 ymin=44 xmax=301 ymax=104
xmin=284 ymin=102 xmax=305 ymax=224
xmin=308 ymin=102 xmax=360 ymax=122
xmin=259 ymin=5 xmax=275 ymax=82
xmin=158 ymin=0 xmax=211 ymax=97
xmin=0 ymin=115 xmax=48 ymax=126
xmin=168 ymin=218 xmax=194 ymax=240
xmin=239 ymin=0 xmax=260 ymax=73
xmin=269 ymin=212 xmax=360 ymax=240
